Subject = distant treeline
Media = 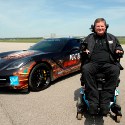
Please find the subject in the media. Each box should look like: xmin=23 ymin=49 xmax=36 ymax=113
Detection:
xmin=0 ymin=37 xmax=44 ymax=43
xmin=117 ymin=36 xmax=125 ymax=44
xmin=0 ymin=36 xmax=125 ymax=44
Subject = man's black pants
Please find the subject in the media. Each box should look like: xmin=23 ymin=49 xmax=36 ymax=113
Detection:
xmin=81 ymin=62 xmax=120 ymax=115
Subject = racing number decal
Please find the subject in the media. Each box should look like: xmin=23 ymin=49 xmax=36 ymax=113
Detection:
xmin=70 ymin=53 xmax=80 ymax=60
xmin=63 ymin=53 xmax=80 ymax=67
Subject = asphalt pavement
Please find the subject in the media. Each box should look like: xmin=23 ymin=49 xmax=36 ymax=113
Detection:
xmin=0 ymin=43 xmax=125 ymax=125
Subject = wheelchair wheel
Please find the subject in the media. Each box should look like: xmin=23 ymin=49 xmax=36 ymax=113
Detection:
xmin=77 ymin=95 xmax=82 ymax=107
xmin=77 ymin=113 xmax=82 ymax=120
xmin=77 ymin=96 xmax=83 ymax=120
xmin=116 ymin=95 xmax=121 ymax=106
xmin=116 ymin=115 xmax=122 ymax=123
xmin=77 ymin=93 xmax=88 ymax=120
xmin=115 ymin=96 xmax=122 ymax=123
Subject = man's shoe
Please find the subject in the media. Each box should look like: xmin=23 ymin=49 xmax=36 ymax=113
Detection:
xmin=99 ymin=106 xmax=110 ymax=116
xmin=89 ymin=104 xmax=98 ymax=115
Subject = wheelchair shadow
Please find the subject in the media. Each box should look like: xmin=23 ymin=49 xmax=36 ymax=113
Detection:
xmin=74 ymin=87 xmax=104 ymax=125
xmin=83 ymin=113 xmax=104 ymax=125
xmin=74 ymin=87 xmax=81 ymax=101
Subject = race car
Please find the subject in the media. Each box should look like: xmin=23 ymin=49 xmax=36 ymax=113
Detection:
xmin=0 ymin=37 xmax=82 ymax=92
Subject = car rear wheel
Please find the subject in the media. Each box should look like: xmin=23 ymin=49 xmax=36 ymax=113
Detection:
xmin=29 ymin=63 xmax=51 ymax=91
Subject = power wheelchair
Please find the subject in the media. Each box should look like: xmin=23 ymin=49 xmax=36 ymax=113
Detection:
xmin=77 ymin=42 xmax=123 ymax=123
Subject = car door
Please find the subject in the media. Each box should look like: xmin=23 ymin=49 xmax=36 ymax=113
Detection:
xmin=60 ymin=39 xmax=81 ymax=69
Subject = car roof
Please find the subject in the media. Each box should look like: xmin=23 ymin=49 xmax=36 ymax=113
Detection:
xmin=45 ymin=37 xmax=80 ymax=41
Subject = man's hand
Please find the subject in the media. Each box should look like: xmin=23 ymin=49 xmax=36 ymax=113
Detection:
xmin=115 ymin=50 xmax=124 ymax=58
xmin=115 ymin=50 xmax=124 ymax=54
xmin=83 ymin=49 xmax=90 ymax=54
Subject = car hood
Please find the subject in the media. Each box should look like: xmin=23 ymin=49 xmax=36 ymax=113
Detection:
xmin=0 ymin=50 xmax=44 ymax=69
xmin=0 ymin=50 xmax=45 ymax=59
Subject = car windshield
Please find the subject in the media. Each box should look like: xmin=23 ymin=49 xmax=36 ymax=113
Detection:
xmin=29 ymin=38 xmax=67 ymax=52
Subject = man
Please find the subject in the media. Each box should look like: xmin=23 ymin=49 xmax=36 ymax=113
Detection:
xmin=80 ymin=18 xmax=124 ymax=116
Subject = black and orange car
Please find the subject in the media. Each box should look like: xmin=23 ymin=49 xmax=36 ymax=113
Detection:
xmin=0 ymin=38 xmax=82 ymax=92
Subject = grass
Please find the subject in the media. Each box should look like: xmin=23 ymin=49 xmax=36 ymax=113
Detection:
xmin=117 ymin=37 xmax=125 ymax=44
xmin=0 ymin=36 xmax=125 ymax=44
xmin=0 ymin=37 xmax=44 ymax=43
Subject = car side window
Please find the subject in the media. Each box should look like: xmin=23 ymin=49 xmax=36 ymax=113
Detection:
xmin=63 ymin=39 xmax=80 ymax=52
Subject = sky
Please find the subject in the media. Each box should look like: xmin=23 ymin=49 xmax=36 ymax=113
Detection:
xmin=0 ymin=0 xmax=125 ymax=38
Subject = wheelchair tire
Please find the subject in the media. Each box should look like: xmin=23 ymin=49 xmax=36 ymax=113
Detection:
xmin=77 ymin=113 xmax=82 ymax=120
xmin=77 ymin=97 xmax=82 ymax=120
xmin=116 ymin=95 xmax=121 ymax=106
xmin=116 ymin=115 xmax=122 ymax=123
xmin=77 ymin=96 xmax=82 ymax=106
xmin=113 ymin=95 xmax=122 ymax=123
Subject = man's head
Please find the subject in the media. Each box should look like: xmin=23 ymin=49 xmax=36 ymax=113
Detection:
xmin=91 ymin=18 xmax=109 ymax=36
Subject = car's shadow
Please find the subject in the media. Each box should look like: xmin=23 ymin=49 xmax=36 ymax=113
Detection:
xmin=51 ymin=71 xmax=80 ymax=86
xmin=0 ymin=87 xmax=29 ymax=95
xmin=0 ymin=71 xmax=80 ymax=94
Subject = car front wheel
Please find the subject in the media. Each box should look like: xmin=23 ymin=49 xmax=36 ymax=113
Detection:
xmin=29 ymin=63 xmax=51 ymax=91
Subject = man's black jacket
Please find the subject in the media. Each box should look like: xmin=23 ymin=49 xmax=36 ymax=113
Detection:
xmin=80 ymin=33 xmax=124 ymax=70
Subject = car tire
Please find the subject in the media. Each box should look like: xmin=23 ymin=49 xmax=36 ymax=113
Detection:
xmin=29 ymin=63 xmax=51 ymax=91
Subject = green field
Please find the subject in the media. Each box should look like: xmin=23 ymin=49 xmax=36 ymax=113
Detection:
xmin=0 ymin=36 xmax=125 ymax=44
xmin=0 ymin=37 xmax=44 ymax=43
xmin=117 ymin=37 xmax=125 ymax=44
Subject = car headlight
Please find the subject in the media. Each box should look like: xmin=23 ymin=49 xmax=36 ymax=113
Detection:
xmin=5 ymin=60 xmax=29 ymax=70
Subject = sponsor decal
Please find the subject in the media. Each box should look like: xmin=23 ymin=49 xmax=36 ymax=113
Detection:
xmin=64 ymin=60 xmax=77 ymax=67
xmin=10 ymin=76 xmax=19 ymax=86
xmin=108 ymin=40 xmax=113 ymax=44
xmin=70 ymin=53 xmax=80 ymax=60
xmin=64 ymin=53 xmax=80 ymax=67
xmin=115 ymin=89 xmax=119 ymax=96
